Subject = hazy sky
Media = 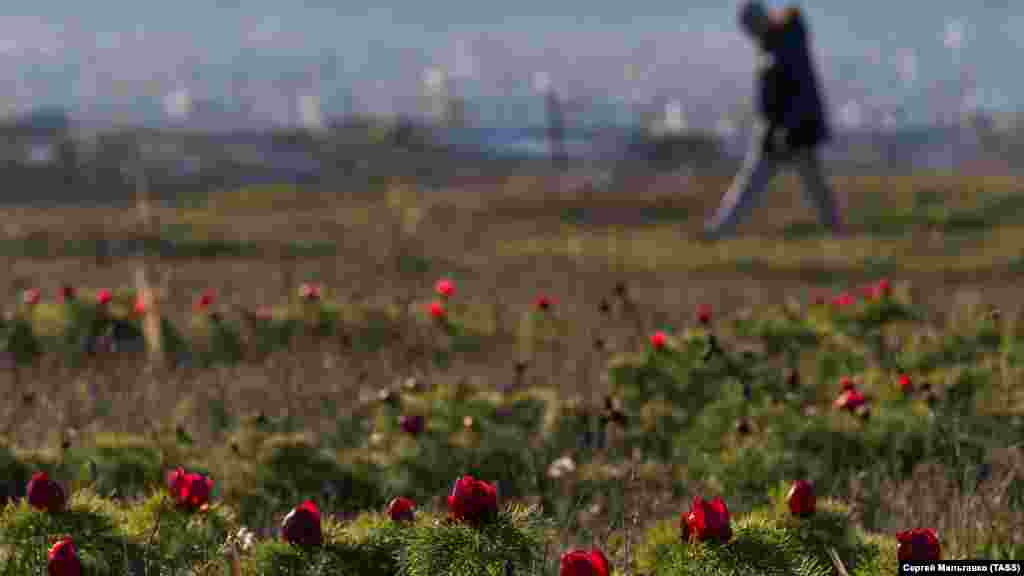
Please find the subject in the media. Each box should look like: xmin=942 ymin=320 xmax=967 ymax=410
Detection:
xmin=0 ymin=0 xmax=1020 ymax=126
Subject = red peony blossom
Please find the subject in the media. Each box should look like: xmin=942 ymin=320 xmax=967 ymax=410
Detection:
xmin=193 ymin=289 xmax=215 ymax=312
xmin=435 ymin=278 xmax=455 ymax=299
xmin=96 ymin=289 xmax=112 ymax=306
xmin=27 ymin=472 xmax=66 ymax=513
xmin=167 ymin=468 xmax=213 ymax=511
xmin=650 ymin=331 xmax=667 ymax=350
xmin=429 ymin=300 xmax=446 ymax=320
xmin=59 ymin=285 xmax=76 ymax=303
xmin=833 ymin=388 xmax=866 ymax=412
xmin=387 ymin=496 xmax=416 ymax=523
xmin=683 ymin=496 xmax=732 ymax=543
xmin=559 ymin=547 xmax=610 ymax=576
xmin=786 ymin=480 xmax=816 ymax=517
xmin=898 ymin=373 xmax=913 ymax=394
xmin=874 ymin=278 xmax=892 ymax=299
xmin=897 ymin=528 xmax=941 ymax=562
xmin=47 ymin=536 xmax=81 ymax=576
xmin=23 ymin=288 xmax=41 ymax=306
xmin=447 ymin=475 xmax=498 ymax=525
xmin=696 ymin=304 xmax=712 ymax=326
xmin=281 ymin=500 xmax=323 ymax=547
xmin=831 ymin=292 xmax=855 ymax=308
xmin=534 ymin=295 xmax=554 ymax=311
xmin=399 ymin=414 xmax=425 ymax=436
xmin=839 ymin=376 xmax=855 ymax=391
xmin=299 ymin=283 xmax=321 ymax=301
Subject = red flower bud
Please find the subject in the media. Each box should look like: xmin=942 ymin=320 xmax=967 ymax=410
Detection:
xmin=96 ymin=289 xmax=112 ymax=306
xmin=683 ymin=496 xmax=732 ymax=543
xmin=399 ymin=414 xmax=424 ymax=436
xmin=60 ymin=285 xmax=76 ymax=303
xmin=299 ymin=283 xmax=321 ymax=301
xmin=27 ymin=472 xmax=66 ymax=513
xmin=696 ymin=304 xmax=712 ymax=325
xmin=833 ymin=388 xmax=866 ymax=412
xmin=559 ymin=547 xmax=610 ymax=576
xmin=786 ymin=480 xmax=816 ymax=517
xmin=194 ymin=289 xmax=215 ymax=312
xmin=897 ymin=528 xmax=941 ymax=562
xmin=282 ymin=500 xmax=323 ymax=547
xmin=898 ymin=373 xmax=913 ymax=394
xmin=650 ymin=331 xmax=667 ymax=350
xmin=167 ymin=468 xmax=212 ymax=511
xmin=435 ymin=278 xmax=455 ymax=298
xmin=387 ymin=496 xmax=416 ymax=523
xmin=429 ymin=300 xmax=446 ymax=320
xmin=446 ymin=475 xmax=498 ymax=525
xmin=23 ymin=288 xmax=40 ymax=306
xmin=47 ymin=536 xmax=81 ymax=576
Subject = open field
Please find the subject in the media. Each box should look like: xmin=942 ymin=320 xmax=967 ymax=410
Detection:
xmin=2 ymin=171 xmax=1024 ymax=574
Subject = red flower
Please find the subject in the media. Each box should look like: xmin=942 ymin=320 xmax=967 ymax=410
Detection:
xmin=898 ymin=373 xmax=913 ymax=394
xmin=133 ymin=296 xmax=146 ymax=315
xmin=875 ymin=278 xmax=892 ymax=299
xmin=897 ymin=528 xmax=941 ymax=562
xmin=559 ymin=548 xmax=610 ymax=576
xmin=47 ymin=536 xmax=81 ymax=576
xmin=447 ymin=475 xmax=498 ymax=525
xmin=399 ymin=414 xmax=424 ymax=436
xmin=696 ymin=304 xmax=712 ymax=326
xmin=650 ymin=331 xmax=667 ymax=350
xmin=193 ymin=289 xmax=215 ymax=312
xmin=282 ymin=500 xmax=323 ymax=547
xmin=839 ymin=376 xmax=855 ymax=391
xmin=833 ymin=388 xmax=866 ymax=412
xmin=786 ymin=480 xmax=816 ymax=517
xmin=27 ymin=472 xmax=66 ymax=513
xmin=59 ymin=285 xmax=76 ymax=304
xmin=683 ymin=496 xmax=732 ymax=543
xmin=831 ymin=292 xmax=855 ymax=308
xmin=23 ymin=288 xmax=40 ymax=306
xmin=96 ymin=289 xmax=112 ymax=306
xmin=429 ymin=300 xmax=446 ymax=320
xmin=299 ymin=283 xmax=321 ymax=301
xmin=435 ymin=278 xmax=455 ymax=299
xmin=387 ymin=496 xmax=416 ymax=523
xmin=534 ymin=295 xmax=554 ymax=312
xmin=167 ymin=468 xmax=212 ymax=511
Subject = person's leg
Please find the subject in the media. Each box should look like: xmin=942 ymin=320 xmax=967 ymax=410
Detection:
xmin=704 ymin=124 xmax=782 ymax=240
xmin=794 ymin=147 xmax=845 ymax=235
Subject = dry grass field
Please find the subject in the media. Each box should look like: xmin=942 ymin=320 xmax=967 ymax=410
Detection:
xmin=2 ymin=170 xmax=1024 ymax=574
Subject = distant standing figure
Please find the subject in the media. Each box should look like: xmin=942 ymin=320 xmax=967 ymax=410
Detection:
xmin=704 ymin=2 xmax=844 ymax=240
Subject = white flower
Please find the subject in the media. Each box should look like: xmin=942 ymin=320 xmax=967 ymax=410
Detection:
xmin=547 ymin=455 xmax=577 ymax=479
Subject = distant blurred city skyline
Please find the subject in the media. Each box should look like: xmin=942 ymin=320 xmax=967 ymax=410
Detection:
xmin=0 ymin=1 xmax=1020 ymax=131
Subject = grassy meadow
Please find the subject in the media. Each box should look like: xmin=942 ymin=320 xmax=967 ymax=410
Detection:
xmin=2 ymin=171 xmax=1024 ymax=574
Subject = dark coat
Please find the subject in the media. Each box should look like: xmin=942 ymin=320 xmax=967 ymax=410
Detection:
xmin=756 ymin=8 xmax=830 ymax=151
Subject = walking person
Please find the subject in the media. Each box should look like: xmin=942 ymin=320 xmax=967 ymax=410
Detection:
xmin=704 ymin=1 xmax=845 ymax=240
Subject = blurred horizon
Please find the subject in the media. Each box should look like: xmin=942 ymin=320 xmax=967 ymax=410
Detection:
xmin=0 ymin=1 xmax=1021 ymax=133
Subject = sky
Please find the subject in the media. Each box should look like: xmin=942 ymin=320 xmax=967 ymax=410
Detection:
xmin=0 ymin=0 xmax=1021 ymax=129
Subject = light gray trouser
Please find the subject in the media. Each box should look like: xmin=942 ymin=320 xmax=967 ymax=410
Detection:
xmin=705 ymin=122 xmax=841 ymax=238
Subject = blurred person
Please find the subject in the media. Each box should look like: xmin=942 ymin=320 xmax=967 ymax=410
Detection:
xmin=703 ymin=1 xmax=844 ymax=240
